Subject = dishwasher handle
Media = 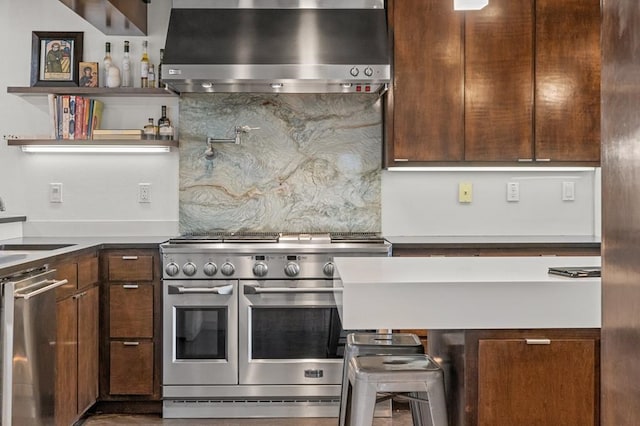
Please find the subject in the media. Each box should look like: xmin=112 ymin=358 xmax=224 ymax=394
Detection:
xmin=14 ymin=279 xmax=68 ymax=300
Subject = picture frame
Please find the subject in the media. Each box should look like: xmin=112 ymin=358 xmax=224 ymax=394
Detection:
xmin=78 ymin=61 xmax=99 ymax=87
xmin=30 ymin=31 xmax=83 ymax=87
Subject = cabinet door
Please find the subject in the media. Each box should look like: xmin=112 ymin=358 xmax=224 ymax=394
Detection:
xmin=535 ymin=0 xmax=600 ymax=162
xmin=478 ymin=338 xmax=597 ymax=426
xmin=109 ymin=284 xmax=154 ymax=338
xmin=55 ymin=261 xmax=78 ymax=300
xmin=56 ymin=297 xmax=78 ymax=426
xmin=389 ymin=0 xmax=464 ymax=162
xmin=465 ymin=0 xmax=534 ymax=161
xmin=110 ymin=341 xmax=154 ymax=395
xmin=77 ymin=286 xmax=99 ymax=414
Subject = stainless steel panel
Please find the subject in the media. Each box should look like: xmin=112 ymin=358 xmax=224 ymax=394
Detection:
xmin=602 ymin=1 xmax=640 ymax=424
xmin=238 ymin=280 xmax=343 ymax=386
xmin=162 ymin=384 xmax=341 ymax=398
xmin=162 ymin=280 xmax=238 ymax=386
xmin=173 ymin=0 xmax=384 ymax=9
xmin=1 ymin=269 xmax=59 ymax=426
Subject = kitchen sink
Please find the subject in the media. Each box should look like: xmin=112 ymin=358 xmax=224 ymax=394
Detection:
xmin=0 ymin=243 xmax=75 ymax=251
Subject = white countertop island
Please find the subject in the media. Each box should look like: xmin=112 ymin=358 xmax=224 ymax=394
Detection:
xmin=333 ymin=256 xmax=601 ymax=330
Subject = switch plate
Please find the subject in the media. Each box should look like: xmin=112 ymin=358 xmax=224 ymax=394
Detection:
xmin=507 ymin=182 xmax=520 ymax=202
xmin=49 ymin=183 xmax=63 ymax=203
xmin=458 ymin=182 xmax=472 ymax=203
xmin=562 ymin=181 xmax=575 ymax=201
xmin=138 ymin=183 xmax=151 ymax=203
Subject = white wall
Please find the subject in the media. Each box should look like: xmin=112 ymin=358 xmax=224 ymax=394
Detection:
xmin=382 ymin=169 xmax=600 ymax=236
xmin=0 ymin=0 xmax=600 ymax=238
xmin=0 ymin=0 xmax=179 ymax=236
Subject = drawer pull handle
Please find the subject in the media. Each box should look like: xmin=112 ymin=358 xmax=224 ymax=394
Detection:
xmin=123 ymin=342 xmax=140 ymax=346
xmin=122 ymin=284 xmax=139 ymax=289
xmin=122 ymin=256 xmax=139 ymax=260
xmin=525 ymin=339 xmax=551 ymax=345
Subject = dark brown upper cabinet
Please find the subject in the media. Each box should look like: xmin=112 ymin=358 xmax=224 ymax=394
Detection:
xmin=385 ymin=0 xmax=601 ymax=167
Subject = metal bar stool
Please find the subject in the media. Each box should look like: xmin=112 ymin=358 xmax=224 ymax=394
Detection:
xmin=339 ymin=333 xmax=424 ymax=426
xmin=345 ymin=354 xmax=448 ymax=426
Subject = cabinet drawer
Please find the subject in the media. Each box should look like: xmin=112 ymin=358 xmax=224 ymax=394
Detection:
xmin=109 ymin=341 xmax=154 ymax=395
xmin=108 ymin=255 xmax=153 ymax=281
xmin=109 ymin=284 xmax=153 ymax=338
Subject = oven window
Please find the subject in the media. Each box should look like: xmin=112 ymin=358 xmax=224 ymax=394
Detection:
xmin=175 ymin=307 xmax=227 ymax=360
xmin=251 ymin=307 xmax=343 ymax=359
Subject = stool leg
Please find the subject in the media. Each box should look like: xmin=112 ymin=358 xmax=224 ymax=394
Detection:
xmin=349 ymin=380 xmax=377 ymax=426
xmin=339 ymin=359 xmax=349 ymax=426
xmin=425 ymin=374 xmax=448 ymax=426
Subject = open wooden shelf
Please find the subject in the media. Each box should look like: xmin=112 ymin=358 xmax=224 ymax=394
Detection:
xmin=7 ymin=86 xmax=176 ymax=97
xmin=6 ymin=139 xmax=178 ymax=153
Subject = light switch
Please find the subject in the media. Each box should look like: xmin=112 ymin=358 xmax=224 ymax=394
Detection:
xmin=507 ymin=182 xmax=520 ymax=202
xmin=562 ymin=181 xmax=575 ymax=201
xmin=49 ymin=183 xmax=62 ymax=203
xmin=458 ymin=182 xmax=472 ymax=203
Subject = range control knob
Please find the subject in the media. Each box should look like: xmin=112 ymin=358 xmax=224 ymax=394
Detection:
xmin=165 ymin=262 xmax=180 ymax=277
xmin=322 ymin=262 xmax=335 ymax=277
xmin=253 ymin=262 xmax=268 ymax=277
xmin=349 ymin=67 xmax=359 ymax=77
xmin=221 ymin=262 xmax=235 ymax=276
xmin=364 ymin=67 xmax=374 ymax=77
xmin=203 ymin=262 xmax=218 ymax=276
xmin=284 ymin=262 xmax=300 ymax=277
xmin=182 ymin=262 xmax=197 ymax=277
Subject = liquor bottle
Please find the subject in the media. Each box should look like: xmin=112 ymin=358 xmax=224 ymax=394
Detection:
xmin=121 ymin=40 xmax=132 ymax=87
xmin=140 ymin=40 xmax=149 ymax=88
xmin=148 ymin=64 xmax=156 ymax=89
xmin=157 ymin=48 xmax=164 ymax=88
xmin=102 ymin=42 xmax=112 ymax=88
xmin=143 ymin=118 xmax=157 ymax=140
xmin=157 ymin=105 xmax=174 ymax=140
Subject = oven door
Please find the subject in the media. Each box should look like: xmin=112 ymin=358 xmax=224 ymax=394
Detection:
xmin=239 ymin=280 xmax=344 ymax=386
xmin=163 ymin=280 xmax=238 ymax=386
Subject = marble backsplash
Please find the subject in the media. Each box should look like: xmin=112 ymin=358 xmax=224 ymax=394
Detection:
xmin=178 ymin=94 xmax=382 ymax=234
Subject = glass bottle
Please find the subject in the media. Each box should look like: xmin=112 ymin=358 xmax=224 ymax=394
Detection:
xmin=143 ymin=118 xmax=157 ymax=140
xmin=148 ymin=64 xmax=156 ymax=89
xmin=102 ymin=42 xmax=112 ymax=88
xmin=140 ymin=40 xmax=149 ymax=88
xmin=157 ymin=105 xmax=174 ymax=140
xmin=121 ymin=40 xmax=131 ymax=87
xmin=157 ymin=48 xmax=164 ymax=88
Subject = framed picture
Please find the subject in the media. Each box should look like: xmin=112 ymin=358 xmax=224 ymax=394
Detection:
xmin=30 ymin=31 xmax=83 ymax=87
xmin=79 ymin=61 xmax=98 ymax=87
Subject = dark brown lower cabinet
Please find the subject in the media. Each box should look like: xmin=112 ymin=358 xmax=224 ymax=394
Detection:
xmin=109 ymin=341 xmax=154 ymax=395
xmin=428 ymin=329 xmax=600 ymax=426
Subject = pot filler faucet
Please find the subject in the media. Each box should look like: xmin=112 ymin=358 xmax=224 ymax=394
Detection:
xmin=0 ymin=196 xmax=5 ymax=211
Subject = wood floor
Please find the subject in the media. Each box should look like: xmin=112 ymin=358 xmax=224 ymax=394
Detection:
xmin=81 ymin=410 xmax=414 ymax=425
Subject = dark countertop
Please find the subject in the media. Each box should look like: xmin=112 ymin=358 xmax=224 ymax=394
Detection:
xmin=0 ymin=236 xmax=172 ymax=277
xmin=385 ymin=235 xmax=601 ymax=249
xmin=0 ymin=215 xmax=27 ymax=224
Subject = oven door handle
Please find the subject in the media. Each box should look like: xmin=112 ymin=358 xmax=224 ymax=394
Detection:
xmin=168 ymin=284 xmax=233 ymax=295
xmin=244 ymin=285 xmax=343 ymax=295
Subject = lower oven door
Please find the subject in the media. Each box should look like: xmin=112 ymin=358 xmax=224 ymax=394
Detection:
xmin=239 ymin=280 xmax=344 ymax=386
xmin=163 ymin=280 xmax=238 ymax=386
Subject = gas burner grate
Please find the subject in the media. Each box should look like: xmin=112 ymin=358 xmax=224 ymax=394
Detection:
xmin=330 ymin=232 xmax=385 ymax=243
xmin=169 ymin=232 xmax=280 ymax=244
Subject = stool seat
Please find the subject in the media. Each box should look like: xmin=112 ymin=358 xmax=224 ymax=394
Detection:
xmin=346 ymin=354 xmax=448 ymax=426
xmin=339 ymin=333 xmax=424 ymax=426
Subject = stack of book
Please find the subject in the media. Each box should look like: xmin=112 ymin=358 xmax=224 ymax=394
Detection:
xmin=92 ymin=129 xmax=143 ymax=140
xmin=48 ymin=94 xmax=104 ymax=140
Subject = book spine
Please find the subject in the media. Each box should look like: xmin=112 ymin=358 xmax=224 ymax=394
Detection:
xmin=61 ymin=95 xmax=70 ymax=139
xmin=57 ymin=96 xmax=63 ymax=139
xmin=75 ymin=96 xmax=84 ymax=140
xmin=91 ymin=100 xmax=104 ymax=135
xmin=88 ymin=99 xmax=95 ymax=139
xmin=68 ymin=95 xmax=76 ymax=140
xmin=82 ymin=97 xmax=90 ymax=139
xmin=47 ymin=94 xmax=57 ymax=140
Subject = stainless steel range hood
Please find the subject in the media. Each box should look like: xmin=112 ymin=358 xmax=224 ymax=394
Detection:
xmin=161 ymin=0 xmax=390 ymax=94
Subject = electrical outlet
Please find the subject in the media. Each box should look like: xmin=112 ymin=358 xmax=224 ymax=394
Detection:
xmin=138 ymin=183 xmax=151 ymax=203
xmin=458 ymin=182 xmax=472 ymax=203
xmin=507 ymin=182 xmax=520 ymax=202
xmin=49 ymin=183 xmax=63 ymax=203
xmin=562 ymin=181 xmax=575 ymax=201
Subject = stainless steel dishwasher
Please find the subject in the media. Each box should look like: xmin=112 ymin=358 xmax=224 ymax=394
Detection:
xmin=0 ymin=266 xmax=68 ymax=425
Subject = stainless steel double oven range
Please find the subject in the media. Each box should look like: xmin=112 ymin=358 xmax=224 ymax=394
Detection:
xmin=160 ymin=233 xmax=391 ymax=418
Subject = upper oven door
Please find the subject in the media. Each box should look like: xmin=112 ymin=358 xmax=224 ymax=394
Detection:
xmin=163 ymin=280 xmax=238 ymax=386
xmin=239 ymin=280 xmax=344 ymax=386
